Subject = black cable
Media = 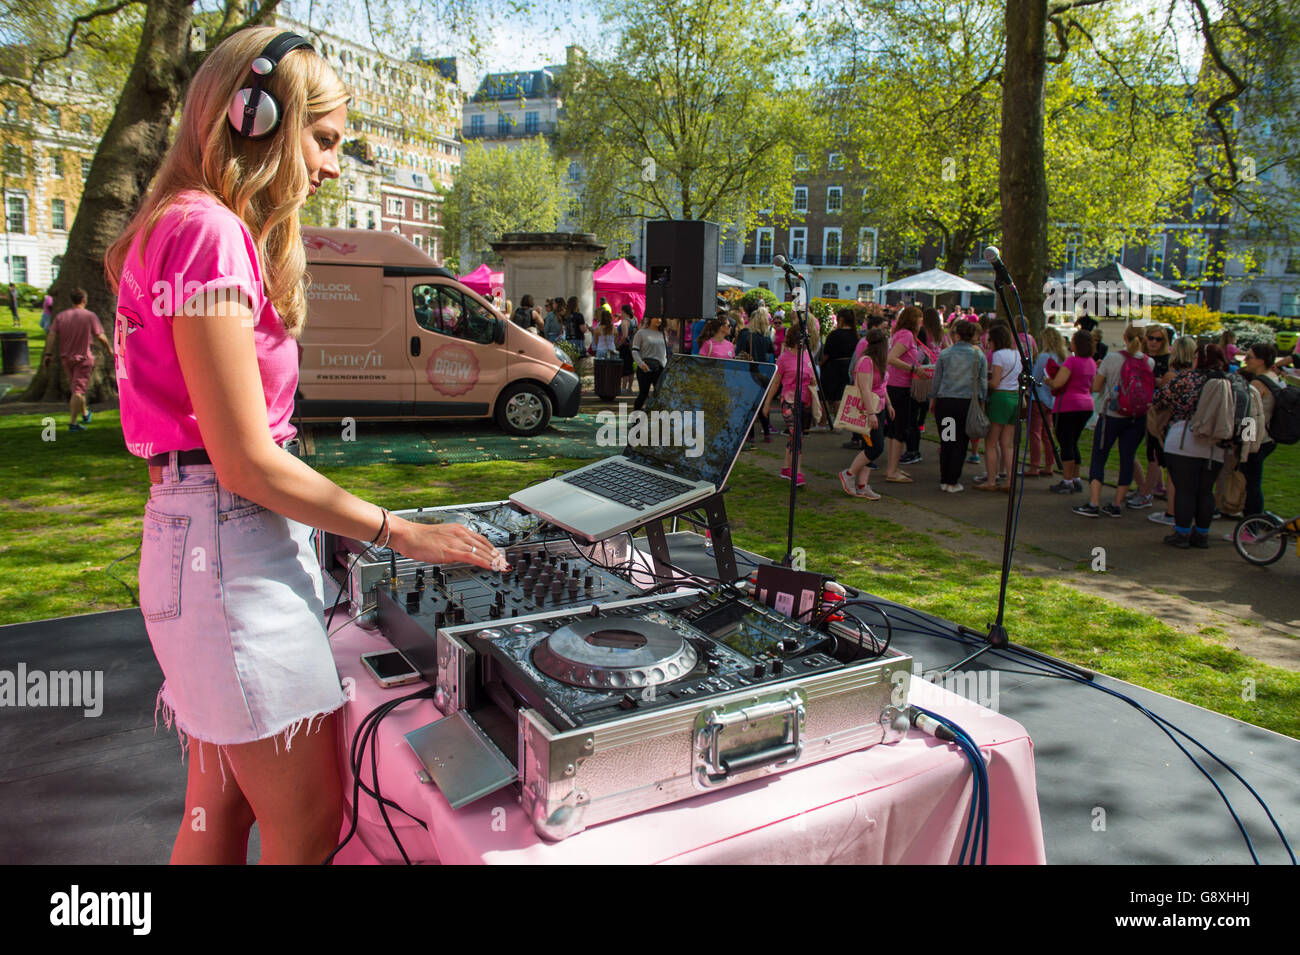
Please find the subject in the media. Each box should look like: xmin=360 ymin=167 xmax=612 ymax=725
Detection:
xmin=103 ymin=540 xmax=141 ymax=604
xmin=326 ymin=546 xmax=367 ymax=629
xmin=876 ymin=597 xmax=1295 ymax=864
xmin=325 ymin=686 xmax=432 ymax=865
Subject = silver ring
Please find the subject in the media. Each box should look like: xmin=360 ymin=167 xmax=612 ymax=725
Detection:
xmin=471 ymin=545 xmax=476 ymax=554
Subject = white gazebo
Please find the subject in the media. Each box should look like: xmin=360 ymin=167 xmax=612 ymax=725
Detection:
xmin=876 ymin=268 xmax=991 ymax=301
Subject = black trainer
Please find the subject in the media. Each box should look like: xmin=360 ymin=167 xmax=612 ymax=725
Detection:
xmin=1100 ymin=504 xmax=1123 ymax=518
xmin=1164 ymin=532 xmax=1190 ymax=548
xmin=1072 ymin=503 xmax=1100 ymax=517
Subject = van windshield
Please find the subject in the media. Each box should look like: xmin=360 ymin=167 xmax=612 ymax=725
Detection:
xmin=413 ymin=284 xmax=496 ymax=345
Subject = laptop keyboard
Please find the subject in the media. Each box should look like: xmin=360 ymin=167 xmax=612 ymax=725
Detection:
xmin=561 ymin=461 xmax=696 ymax=510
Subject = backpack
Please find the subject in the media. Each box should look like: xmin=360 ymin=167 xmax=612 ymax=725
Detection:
xmin=1257 ymin=376 xmax=1300 ymax=445
xmin=511 ymin=307 xmax=533 ymax=329
xmin=1115 ymin=353 xmax=1155 ymax=417
xmin=1224 ymin=372 xmax=1253 ymax=442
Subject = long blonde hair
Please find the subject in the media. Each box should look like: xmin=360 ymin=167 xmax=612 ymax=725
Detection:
xmin=106 ymin=27 xmax=348 ymax=336
xmin=1040 ymin=325 xmax=1068 ymax=362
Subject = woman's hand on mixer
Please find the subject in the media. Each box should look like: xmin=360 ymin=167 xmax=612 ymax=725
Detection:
xmin=389 ymin=517 xmax=503 ymax=570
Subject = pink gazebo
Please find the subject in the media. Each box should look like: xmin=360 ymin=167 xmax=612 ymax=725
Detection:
xmin=459 ymin=264 xmax=504 ymax=295
xmin=593 ymin=258 xmax=646 ymax=320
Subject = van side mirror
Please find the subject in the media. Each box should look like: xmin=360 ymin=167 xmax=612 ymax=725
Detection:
xmin=494 ymin=318 xmax=506 ymax=345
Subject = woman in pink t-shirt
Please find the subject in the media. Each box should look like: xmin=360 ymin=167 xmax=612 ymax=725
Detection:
xmin=775 ymin=336 xmax=815 ymax=485
xmin=698 ymin=318 xmax=735 ymax=359
xmin=882 ymin=306 xmax=927 ymax=482
xmin=104 ymin=28 xmax=500 ymax=865
xmin=1045 ymin=329 xmax=1099 ymax=493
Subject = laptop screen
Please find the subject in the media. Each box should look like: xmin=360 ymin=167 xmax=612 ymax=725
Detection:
xmin=624 ymin=354 xmax=776 ymax=487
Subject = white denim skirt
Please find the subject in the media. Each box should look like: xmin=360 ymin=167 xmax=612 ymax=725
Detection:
xmin=139 ymin=458 xmax=346 ymax=752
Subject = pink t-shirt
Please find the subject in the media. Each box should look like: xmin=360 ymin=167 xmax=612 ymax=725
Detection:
xmin=114 ymin=190 xmax=299 ymax=459
xmin=885 ymin=328 xmax=919 ymax=387
xmin=1054 ymin=355 xmax=1097 ymax=414
xmin=52 ymin=307 xmax=104 ymax=364
xmin=775 ymin=348 xmax=814 ymax=405
xmin=853 ymin=353 xmax=887 ymax=411
xmin=700 ymin=338 xmax=735 ymax=359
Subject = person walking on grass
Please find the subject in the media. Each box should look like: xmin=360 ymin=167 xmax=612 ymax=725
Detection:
xmin=44 ymin=288 xmax=112 ymax=432
xmin=631 ymin=314 xmax=668 ymax=411
xmin=104 ymin=27 xmax=501 ymax=865
xmin=615 ymin=304 xmax=637 ymax=395
xmin=1071 ymin=325 xmax=1154 ymax=518
xmin=8 ymin=283 xmax=19 ymax=327
xmin=929 ymin=319 xmax=987 ymax=493
xmin=1233 ymin=342 xmax=1282 ymax=537
xmin=840 ymin=328 xmax=891 ymax=499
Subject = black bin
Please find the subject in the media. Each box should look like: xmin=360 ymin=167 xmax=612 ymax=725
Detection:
xmin=593 ymin=359 xmax=621 ymax=400
xmin=0 ymin=331 xmax=30 ymax=374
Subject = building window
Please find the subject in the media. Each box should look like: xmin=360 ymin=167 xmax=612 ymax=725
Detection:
xmin=348 ymin=208 xmax=358 ymax=228
xmin=50 ymin=152 xmax=63 ymax=178
xmin=366 ymin=209 xmax=376 ymax=229
xmin=828 ymin=152 xmax=844 ymax=170
xmin=525 ymin=111 xmax=539 ymax=134
xmin=821 ymin=282 xmax=839 ymax=298
xmin=568 ymin=161 xmax=581 ymax=182
xmin=794 ymin=153 xmax=808 ymax=170
xmin=1145 ymin=234 xmax=1166 ymax=277
xmin=413 ymin=235 xmax=422 ymax=251
xmin=856 ymin=283 xmax=874 ymax=300
xmin=902 ymin=240 xmax=920 ymax=262
xmin=469 ymin=114 xmax=484 ymax=136
xmin=826 ymin=187 xmax=842 ymax=214
xmin=10 ymin=254 xmax=27 ymax=284
xmin=756 ymin=228 xmax=773 ymax=264
xmin=1184 ymin=237 xmax=1206 ymax=279
xmin=51 ymin=198 xmax=65 ymax=230
xmin=6 ymin=194 xmax=26 ymax=233
xmin=1236 ymin=291 xmax=1260 ymax=316
xmin=722 ymin=238 xmax=736 ymax=265
xmin=413 ymin=201 xmax=423 ymax=220
xmin=858 ymin=227 xmax=877 ymax=265
xmin=1281 ymin=292 xmax=1299 ymax=317
xmin=3 ymin=144 xmax=22 ymax=176
xmin=367 ymin=180 xmax=375 ymax=196
xmin=51 ymin=255 xmax=62 ymax=278
xmin=793 ymin=186 xmax=807 ymax=213
xmin=790 ymin=227 xmax=806 ymax=262
xmin=387 ymin=197 xmax=403 ymax=215
xmin=1286 ymin=254 xmax=1300 ymax=275
xmin=48 ymin=107 xmax=60 ymax=128
xmin=497 ymin=112 xmax=514 ymax=136
xmin=823 ymin=228 xmax=842 ymax=264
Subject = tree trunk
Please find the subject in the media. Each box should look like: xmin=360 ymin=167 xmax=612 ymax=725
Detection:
xmin=999 ymin=0 xmax=1049 ymax=336
xmin=23 ymin=0 xmax=196 ymax=402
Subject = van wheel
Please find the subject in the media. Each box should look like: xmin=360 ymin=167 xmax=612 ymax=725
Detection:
xmin=497 ymin=382 xmax=552 ymax=436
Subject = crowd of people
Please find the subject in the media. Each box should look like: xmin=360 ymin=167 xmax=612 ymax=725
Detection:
xmin=653 ymin=298 xmax=1296 ymax=552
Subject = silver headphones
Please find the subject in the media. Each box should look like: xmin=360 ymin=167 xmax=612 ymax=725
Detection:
xmin=226 ymin=31 xmax=314 ymax=139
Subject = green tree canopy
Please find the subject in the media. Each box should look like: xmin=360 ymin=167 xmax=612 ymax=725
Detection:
xmin=557 ymin=0 xmax=820 ymax=238
xmin=440 ymin=136 xmax=567 ymax=268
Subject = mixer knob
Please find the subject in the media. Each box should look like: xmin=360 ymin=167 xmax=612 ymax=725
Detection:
xmin=495 ymin=592 xmax=505 ymax=607
xmin=488 ymin=605 xmax=501 ymax=619
xmin=561 ymin=561 xmax=569 ymax=574
xmin=405 ymin=591 xmax=420 ymax=612
xmin=780 ymin=637 xmax=800 ymax=652
xmin=584 ymin=575 xmax=593 ymax=592
xmin=772 ymin=659 xmax=784 ymax=675
xmin=752 ymin=662 xmax=766 ymax=678
xmin=511 ymin=609 xmax=519 ymax=617
xmin=453 ymin=605 xmax=465 ymax=623
xmin=551 ymin=579 xmax=563 ymax=598
xmin=567 ymin=578 xmax=578 ymax=595
xmin=414 ymin=568 xmax=425 ymax=590
xmin=587 ymin=604 xmax=601 ymax=618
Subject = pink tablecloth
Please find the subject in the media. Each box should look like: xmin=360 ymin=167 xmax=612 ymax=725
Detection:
xmin=329 ymin=622 xmax=1045 ymax=865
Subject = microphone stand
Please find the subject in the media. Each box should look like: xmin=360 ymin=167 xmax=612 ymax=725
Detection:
xmin=780 ymin=271 xmax=834 ymax=567
xmin=942 ymin=270 xmax=1092 ymax=680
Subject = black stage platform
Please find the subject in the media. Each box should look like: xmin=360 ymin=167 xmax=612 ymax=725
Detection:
xmin=2 ymin=532 xmax=1296 ymax=865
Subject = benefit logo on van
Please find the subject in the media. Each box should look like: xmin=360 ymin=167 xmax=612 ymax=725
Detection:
xmin=426 ymin=343 xmax=480 ymax=396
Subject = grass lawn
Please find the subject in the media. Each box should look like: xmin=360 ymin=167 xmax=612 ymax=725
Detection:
xmin=1 ymin=412 xmax=1297 ymax=739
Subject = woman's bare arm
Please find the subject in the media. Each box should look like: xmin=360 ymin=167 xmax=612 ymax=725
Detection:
xmin=172 ymin=305 xmax=500 ymax=568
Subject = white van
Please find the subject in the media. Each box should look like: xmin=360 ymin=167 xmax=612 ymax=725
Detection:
xmin=296 ymin=228 xmax=581 ymax=435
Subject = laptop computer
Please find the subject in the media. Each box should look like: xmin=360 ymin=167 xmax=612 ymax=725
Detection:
xmin=510 ymin=354 xmax=776 ymax=541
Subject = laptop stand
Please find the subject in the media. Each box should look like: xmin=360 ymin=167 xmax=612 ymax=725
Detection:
xmin=636 ymin=491 xmax=740 ymax=585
